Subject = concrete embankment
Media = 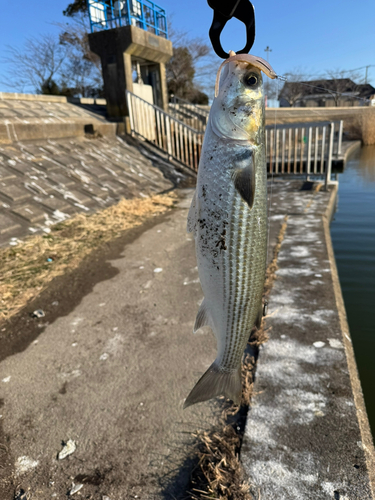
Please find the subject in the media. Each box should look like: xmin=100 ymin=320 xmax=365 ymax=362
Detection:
xmin=242 ymin=180 xmax=375 ymax=499
xmin=0 ymin=93 xmax=117 ymax=143
xmin=265 ymin=107 xmax=375 ymax=145
xmin=0 ymin=92 xmax=196 ymax=247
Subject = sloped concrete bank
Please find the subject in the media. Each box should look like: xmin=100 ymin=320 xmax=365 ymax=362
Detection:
xmin=242 ymin=181 xmax=375 ymax=499
xmin=0 ymin=93 xmax=116 ymax=143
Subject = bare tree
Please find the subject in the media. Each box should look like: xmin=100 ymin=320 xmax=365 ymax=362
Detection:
xmin=279 ymin=70 xmax=313 ymax=107
xmin=57 ymin=14 xmax=103 ymax=97
xmin=166 ymin=22 xmax=215 ymax=103
xmin=2 ymin=34 xmax=70 ymax=93
xmin=324 ymin=69 xmax=363 ymax=106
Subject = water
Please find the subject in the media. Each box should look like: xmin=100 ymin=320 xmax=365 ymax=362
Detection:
xmin=331 ymin=145 xmax=375 ymax=436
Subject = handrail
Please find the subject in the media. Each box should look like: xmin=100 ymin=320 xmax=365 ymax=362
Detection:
xmin=126 ymin=91 xmax=204 ymax=171
xmin=127 ymin=89 xmax=343 ymax=186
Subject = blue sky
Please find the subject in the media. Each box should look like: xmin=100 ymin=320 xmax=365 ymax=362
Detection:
xmin=0 ymin=0 xmax=374 ymax=92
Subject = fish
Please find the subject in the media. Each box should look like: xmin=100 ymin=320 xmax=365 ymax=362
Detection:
xmin=184 ymin=52 xmax=277 ymax=409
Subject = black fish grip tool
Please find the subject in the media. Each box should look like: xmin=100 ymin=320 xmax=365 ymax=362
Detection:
xmin=207 ymin=0 xmax=256 ymax=59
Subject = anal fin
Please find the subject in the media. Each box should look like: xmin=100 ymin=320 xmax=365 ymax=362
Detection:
xmin=194 ymin=298 xmax=215 ymax=333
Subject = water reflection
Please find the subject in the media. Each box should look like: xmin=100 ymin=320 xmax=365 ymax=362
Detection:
xmin=331 ymin=145 xmax=375 ymax=436
xmin=355 ymin=145 xmax=375 ymax=183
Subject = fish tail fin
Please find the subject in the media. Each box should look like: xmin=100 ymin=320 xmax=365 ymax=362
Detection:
xmin=184 ymin=362 xmax=242 ymax=409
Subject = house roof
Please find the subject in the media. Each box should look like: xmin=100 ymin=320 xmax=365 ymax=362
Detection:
xmin=279 ymin=78 xmax=375 ymax=101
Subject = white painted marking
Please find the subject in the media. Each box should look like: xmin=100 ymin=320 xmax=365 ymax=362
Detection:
xmin=2 ymin=376 xmax=11 ymax=383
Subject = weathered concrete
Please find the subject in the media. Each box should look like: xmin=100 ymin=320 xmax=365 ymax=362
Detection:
xmin=0 ymin=180 xmax=374 ymax=499
xmin=242 ymin=180 xmax=375 ymax=499
xmin=0 ymin=135 xmax=193 ymax=246
xmin=89 ymin=25 xmax=173 ymax=117
xmin=0 ymin=189 xmax=220 ymax=499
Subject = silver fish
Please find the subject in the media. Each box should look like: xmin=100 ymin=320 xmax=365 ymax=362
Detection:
xmin=185 ymin=52 xmax=276 ymax=408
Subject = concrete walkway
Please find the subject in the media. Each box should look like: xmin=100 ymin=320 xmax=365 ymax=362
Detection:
xmin=0 ymin=190 xmax=218 ymax=499
xmin=242 ymin=181 xmax=375 ymax=499
xmin=0 ymin=182 xmax=374 ymax=499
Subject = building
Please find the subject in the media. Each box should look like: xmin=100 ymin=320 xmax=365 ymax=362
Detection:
xmin=279 ymin=78 xmax=375 ymax=107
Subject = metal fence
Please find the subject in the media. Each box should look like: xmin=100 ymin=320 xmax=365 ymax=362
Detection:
xmin=127 ymin=90 xmax=344 ymax=185
xmin=265 ymin=120 xmax=343 ymax=188
xmin=168 ymin=95 xmax=210 ymax=133
xmin=126 ymin=91 xmax=203 ymax=171
xmin=88 ymin=0 xmax=168 ymax=37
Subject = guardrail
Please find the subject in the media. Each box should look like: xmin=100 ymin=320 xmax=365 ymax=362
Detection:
xmin=126 ymin=91 xmax=203 ymax=171
xmin=265 ymin=120 xmax=343 ymax=188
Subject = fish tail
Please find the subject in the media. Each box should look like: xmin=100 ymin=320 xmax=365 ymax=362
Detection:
xmin=184 ymin=362 xmax=242 ymax=409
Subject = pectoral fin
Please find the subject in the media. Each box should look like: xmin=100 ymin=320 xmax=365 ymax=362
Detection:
xmin=231 ymin=149 xmax=255 ymax=208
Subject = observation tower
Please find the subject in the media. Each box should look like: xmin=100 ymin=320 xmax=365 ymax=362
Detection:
xmin=88 ymin=0 xmax=173 ymax=121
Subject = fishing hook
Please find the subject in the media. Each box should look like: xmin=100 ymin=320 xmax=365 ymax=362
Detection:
xmin=207 ymin=0 xmax=256 ymax=59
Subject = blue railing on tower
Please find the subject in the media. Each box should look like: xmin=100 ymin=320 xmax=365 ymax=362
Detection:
xmin=87 ymin=0 xmax=168 ymax=38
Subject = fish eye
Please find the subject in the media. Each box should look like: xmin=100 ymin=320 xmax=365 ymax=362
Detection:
xmin=244 ymin=74 xmax=258 ymax=87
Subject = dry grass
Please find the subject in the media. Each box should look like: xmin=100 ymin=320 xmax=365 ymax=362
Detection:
xmin=264 ymin=216 xmax=288 ymax=296
xmin=189 ymin=216 xmax=289 ymax=500
xmin=190 ymin=424 xmax=253 ymax=500
xmin=359 ymin=109 xmax=375 ymax=145
xmin=0 ymin=193 xmax=177 ymax=322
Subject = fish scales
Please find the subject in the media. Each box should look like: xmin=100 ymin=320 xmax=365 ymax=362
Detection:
xmin=184 ymin=52 xmax=276 ymax=408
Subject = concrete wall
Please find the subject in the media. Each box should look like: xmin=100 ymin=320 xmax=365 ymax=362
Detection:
xmin=89 ymin=25 xmax=173 ymax=118
xmin=265 ymin=106 xmax=375 ymax=144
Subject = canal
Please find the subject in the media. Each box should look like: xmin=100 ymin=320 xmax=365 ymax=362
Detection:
xmin=331 ymin=145 xmax=375 ymax=436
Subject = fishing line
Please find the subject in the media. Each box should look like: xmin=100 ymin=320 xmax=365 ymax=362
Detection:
xmin=266 ymin=76 xmax=279 ymax=258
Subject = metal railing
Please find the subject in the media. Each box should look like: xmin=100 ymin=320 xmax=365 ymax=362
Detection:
xmin=168 ymin=95 xmax=210 ymax=133
xmin=265 ymin=120 xmax=343 ymax=188
xmin=88 ymin=0 xmax=168 ymax=38
xmin=126 ymin=91 xmax=203 ymax=171
xmin=127 ymin=91 xmax=344 ymax=185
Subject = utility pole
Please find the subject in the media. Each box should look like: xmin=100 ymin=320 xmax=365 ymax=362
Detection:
xmin=365 ymin=65 xmax=370 ymax=84
xmin=264 ymin=46 xmax=272 ymax=62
